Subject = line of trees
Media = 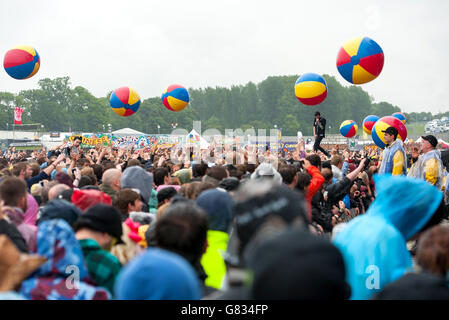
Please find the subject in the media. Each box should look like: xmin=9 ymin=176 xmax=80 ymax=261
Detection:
xmin=0 ymin=74 xmax=440 ymax=135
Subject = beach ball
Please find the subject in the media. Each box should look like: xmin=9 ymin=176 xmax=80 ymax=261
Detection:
xmin=392 ymin=112 xmax=406 ymax=124
xmin=3 ymin=45 xmax=40 ymax=80
xmin=109 ymin=87 xmax=141 ymax=117
xmin=294 ymin=73 xmax=327 ymax=106
xmin=162 ymin=84 xmax=189 ymax=112
xmin=362 ymin=115 xmax=380 ymax=135
xmin=340 ymin=120 xmax=358 ymax=138
xmin=372 ymin=116 xmax=407 ymax=149
xmin=336 ymin=37 xmax=384 ymax=84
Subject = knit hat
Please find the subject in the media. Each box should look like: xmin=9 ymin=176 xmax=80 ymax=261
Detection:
xmin=37 ymin=199 xmax=82 ymax=227
xmin=248 ymin=228 xmax=350 ymax=300
xmin=114 ymin=247 xmax=201 ymax=300
xmin=74 ymin=204 xmax=123 ymax=243
xmin=71 ymin=189 xmax=112 ymax=212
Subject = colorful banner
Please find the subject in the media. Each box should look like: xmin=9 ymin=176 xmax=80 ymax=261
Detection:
xmin=64 ymin=133 xmax=179 ymax=150
xmin=67 ymin=134 xmax=111 ymax=146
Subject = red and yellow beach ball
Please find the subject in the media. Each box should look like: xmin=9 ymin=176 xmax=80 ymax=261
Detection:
xmin=362 ymin=115 xmax=379 ymax=135
xmin=162 ymin=84 xmax=190 ymax=112
xmin=109 ymin=87 xmax=141 ymax=117
xmin=392 ymin=112 xmax=406 ymax=124
xmin=340 ymin=120 xmax=358 ymax=138
xmin=3 ymin=45 xmax=40 ymax=80
xmin=294 ymin=73 xmax=327 ymax=106
xmin=372 ymin=116 xmax=407 ymax=149
xmin=336 ymin=37 xmax=384 ymax=84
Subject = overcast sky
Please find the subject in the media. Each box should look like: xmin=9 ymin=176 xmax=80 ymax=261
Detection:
xmin=1 ymin=0 xmax=448 ymax=114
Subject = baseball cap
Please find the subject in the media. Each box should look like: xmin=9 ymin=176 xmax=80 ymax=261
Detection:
xmin=74 ymin=204 xmax=124 ymax=243
xmin=381 ymin=126 xmax=398 ymax=138
xmin=421 ymin=135 xmax=438 ymax=148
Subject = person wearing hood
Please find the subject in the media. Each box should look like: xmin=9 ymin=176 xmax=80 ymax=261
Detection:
xmin=173 ymin=168 xmax=192 ymax=185
xmin=37 ymin=199 xmax=82 ymax=228
xmin=333 ymin=174 xmax=448 ymax=300
xmin=19 ymin=219 xmax=110 ymax=300
xmin=114 ymin=247 xmax=201 ymax=300
xmin=121 ymin=166 xmax=153 ymax=212
xmin=378 ymin=127 xmax=407 ymax=175
xmin=196 ymin=189 xmax=234 ymax=290
xmin=0 ymin=177 xmax=37 ymax=253
xmin=24 ymin=193 xmax=39 ymax=226
xmin=71 ymin=189 xmax=112 ymax=212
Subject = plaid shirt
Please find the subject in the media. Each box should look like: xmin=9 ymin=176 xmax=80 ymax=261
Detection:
xmin=79 ymin=239 xmax=122 ymax=297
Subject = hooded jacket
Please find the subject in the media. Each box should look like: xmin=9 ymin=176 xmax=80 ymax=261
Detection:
xmin=196 ymin=189 xmax=233 ymax=289
xmin=333 ymin=174 xmax=443 ymax=300
xmin=19 ymin=219 xmax=110 ymax=300
xmin=121 ymin=166 xmax=153 ymax=206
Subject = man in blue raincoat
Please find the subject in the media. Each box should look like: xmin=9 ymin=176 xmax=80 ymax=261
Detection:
xmin=333 ymin=174 xmax=447 ymax=300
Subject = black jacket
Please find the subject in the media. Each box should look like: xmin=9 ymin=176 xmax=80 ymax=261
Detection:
xmin=313 ymin=117 xmax=326 ymax=137
xmin=324 ymin=177 xmax=352 ymax=208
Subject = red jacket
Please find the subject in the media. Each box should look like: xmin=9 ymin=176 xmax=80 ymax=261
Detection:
xmin=305 ymin=165 xmax=325 ymax=221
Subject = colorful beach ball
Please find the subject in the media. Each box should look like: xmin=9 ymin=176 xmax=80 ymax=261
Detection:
xmin=294 ymin=73 xmax=327 ymax=106
xmin=162 ymin=84 xmax=189 ymax=112
xmin=392 ymin=112 xmax=406 ymax=124
xmin=336 ymin=37 xmax=384 ymax=84
xmin=340 ymin=120 xmax=358 ymax=138
xmin=109 ymin=87 xmax=141 ymax=117
xmin=372 ymin=116 xmax=407 ymax=149
xmin=3 ymin=45 xmax=40 ymax=80
xmin=362 ymin=115 xmax=380 ymax=135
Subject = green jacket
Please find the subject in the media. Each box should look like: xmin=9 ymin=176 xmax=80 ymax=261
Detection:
xmin=200 ymin=230 xmax=229 ymax=289
xmin=79 ymin=239 xmax=122 ymax=297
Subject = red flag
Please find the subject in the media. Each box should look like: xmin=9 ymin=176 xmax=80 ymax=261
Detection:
xmin=14 ymin=107 xmax=23 ymax=125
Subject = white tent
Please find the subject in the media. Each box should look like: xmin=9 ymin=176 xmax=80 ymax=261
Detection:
xmin=185 ymin=129 xmax=209 ymax=149
xmin=112 ymin=128 xmax=146 ymax=135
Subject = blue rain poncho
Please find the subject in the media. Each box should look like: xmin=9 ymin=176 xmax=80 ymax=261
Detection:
xmin=333 ymin=174 xmax=443 ymax=300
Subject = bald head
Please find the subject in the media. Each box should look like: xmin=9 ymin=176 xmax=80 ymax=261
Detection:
xmin=102 ymin=168 xmax=122 ymax=191
xmin=48 ymin=184 xmax=71 ymax=201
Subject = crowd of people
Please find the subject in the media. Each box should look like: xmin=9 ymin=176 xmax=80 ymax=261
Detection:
xmin=0 ymin=130 xmax=448 ymax=300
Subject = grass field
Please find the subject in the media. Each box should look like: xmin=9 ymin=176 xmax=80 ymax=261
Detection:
xmin=406 ymin=122 xmax=426 ymax=135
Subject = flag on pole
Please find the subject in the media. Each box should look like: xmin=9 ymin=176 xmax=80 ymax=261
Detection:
xmin=14 ymin=107 xmax=23 ymax=125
